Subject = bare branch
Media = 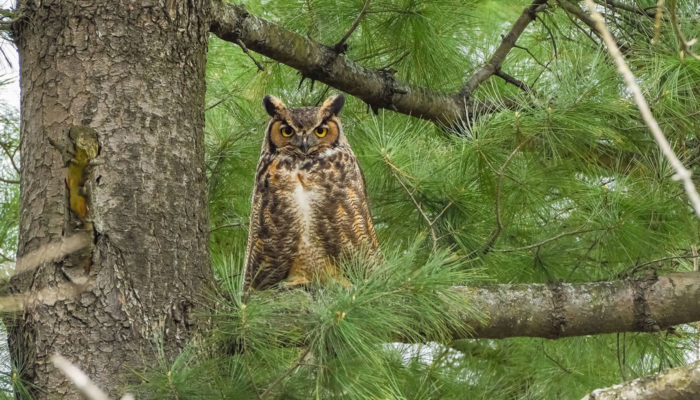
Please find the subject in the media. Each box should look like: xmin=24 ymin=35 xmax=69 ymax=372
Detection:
xmin=51 ymin=355 xmax=134 ymax=400
xmin=537 ymin=15 xmax=558 ymax=58
xmin=236 ymin=39 xmax=265 ymax=71
xmin=583 ymin=0 xmax=700 ymax=219
xmin=51 ymin=354 xmax=110 ymax=400
xmin=15 ymin=233 xmax=91 ymax=274
xmin=513 ymin=43 xmax=551 ymax=70
xmin=210 ymin=0 xmax=475 ymax=125
xmin=333 ymin=0 xmax=371 ymax=52
xmin=459 ymin=0 xmax=548 ymax=98
xmin=594 ymin=0 xmax=656 ymax=17
xmin=493 ymin=227 xmax=601 ymax=252
xmin=463 ymin=271 xmax=700 ymax=339
xmin=652 ymin=0 xmax=665 ymax=44
xmin=260 ymin=342 xmax=314 ymax=399
xmin=495 ymin=69 xmax=534 ymax=94
xmin=479 ymin=138 xmax=531 ymax=255
xmin=384 ymin=155 xmax=441 ymax=251
xmin=0 ymin=140 xmax=20 ymax=175
xmin=581 ymin=360 xmax=700 ymax=400
xmin=0 ymin=277 xmax=93 ymax=312
xmin=210 ymin=222 xmax=243 ymax=233
xmin=209 ymin=0 xmax=534 ymax=125
xmin=668 ymin=0 xmax=700 ymax=60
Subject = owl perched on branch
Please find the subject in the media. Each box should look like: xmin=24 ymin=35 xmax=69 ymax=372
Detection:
xmin=243 ymin=94 xmax=379 ymax=290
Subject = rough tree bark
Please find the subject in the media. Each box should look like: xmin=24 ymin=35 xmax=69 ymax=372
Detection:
xmin=209 ymin=0 xmax=548 ymax=126
xmin=582 ymin=360 xmax=700 ymax=400
xmin=7 ymin=0 xmax=213 ymax=397
xmin=462 ymin=272 xmax=700 ymax=339
xmin=4 ymin=0 xmax=700 ymax=396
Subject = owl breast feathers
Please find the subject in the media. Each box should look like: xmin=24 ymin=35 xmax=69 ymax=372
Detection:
xmin=243 ymin=94 xmax=379 ymax=290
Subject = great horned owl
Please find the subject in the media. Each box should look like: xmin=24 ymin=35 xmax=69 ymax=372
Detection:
xmin=243 ymin=94 xmax=379 ymax=290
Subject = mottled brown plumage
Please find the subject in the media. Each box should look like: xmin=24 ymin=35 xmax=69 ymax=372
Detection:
xmin=243 ymin=94 xmax=379 ymax=290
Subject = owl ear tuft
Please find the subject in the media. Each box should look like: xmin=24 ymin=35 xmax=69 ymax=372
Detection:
xmin=321 ymin=94 xmax=345 ymax=116
xmin=263 ymin=95 xmax=287 ymax=117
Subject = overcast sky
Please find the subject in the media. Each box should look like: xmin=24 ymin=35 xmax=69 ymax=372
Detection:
xmin=0 ymin=0 xmax=18 ymax=111
xmin=0 ymin=45 xmax=19 ymax=111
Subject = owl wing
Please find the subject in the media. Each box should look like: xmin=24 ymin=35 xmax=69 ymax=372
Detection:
xmin=243 ymin=157 xmax=298 ymax=290
xmin=348 ymin=155 xmax=380 ymax=253
xmin=313 ymin=150 xmax=379 ymax=263
xmin=243 ymin=156 xmax=301 ymax=290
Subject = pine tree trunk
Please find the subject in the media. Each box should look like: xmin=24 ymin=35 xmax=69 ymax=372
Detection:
xmin=7 ymin=0 xmax=212 ymax=397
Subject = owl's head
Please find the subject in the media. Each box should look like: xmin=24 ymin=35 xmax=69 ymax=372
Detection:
xmin=262 ymin=94 xmax=346 ymax=156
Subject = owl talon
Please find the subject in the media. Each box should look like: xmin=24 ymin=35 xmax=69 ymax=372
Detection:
xmin=280 ymin=276 xmax=311 ymax=289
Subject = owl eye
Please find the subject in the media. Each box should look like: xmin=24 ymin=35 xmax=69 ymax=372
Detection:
xmin=280 ymin=125 xmax=295 ymax=137
xmin=314 ymin=127 xmax=328 ymax=137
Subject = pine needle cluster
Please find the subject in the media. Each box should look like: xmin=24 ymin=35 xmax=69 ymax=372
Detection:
xmin=0 ymin=0 xmax=697 ymax=398
xmin=192 ymin=1 xmax=700 ymax=398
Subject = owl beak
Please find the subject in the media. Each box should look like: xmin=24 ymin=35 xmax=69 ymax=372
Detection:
xmin=301 ymin=136 xmax=311 ymax=154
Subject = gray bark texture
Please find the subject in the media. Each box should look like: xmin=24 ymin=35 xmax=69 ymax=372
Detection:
xmin=582 ymin=360 xmax=700 ymax=400
xmin=209 ymin=0 xmax=531 ymax=126
xmin=7 ymin=0 xmax=213 ymax=397
xmin=462 ymin=272 xmax=700 ymax=339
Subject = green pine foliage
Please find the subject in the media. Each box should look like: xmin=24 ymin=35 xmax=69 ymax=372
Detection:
xmin=0 ymin=0 xmax=697 ymax=398
xmin=0 ymin=77 xmax=24 ymax=399
xmin=188 ymin=0 xmax=700 ymax=399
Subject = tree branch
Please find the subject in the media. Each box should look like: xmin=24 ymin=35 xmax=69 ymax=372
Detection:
xmin=557 ymin=0 xmax=629 ymax=52
xmin=461 ymin=272 xmax=700 ymax=339
xmin=581 ymin=360 xmax=700 ymax=400
xmin=582 ymin=0 xmax=700 ymax=218
xmin=594 ymin=0 xmax=656 ymax=18
xmin=333 ymin=0 xmax=371 ymax=53
xmin=668 ymin=0 xmax=700 ymax=60
xmin=210 ymin=0 xmax=464 ymax=124
xmin=459 ymin=0 xmax=548 ymax=98
xmin=495 ymin=69 xmax=533 ymax=94
xmin=209 ymin=0 xmax=539 ymax=126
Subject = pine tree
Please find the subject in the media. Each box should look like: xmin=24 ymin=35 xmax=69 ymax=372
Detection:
xmin=1 ymin=0 xmax=699 ymax=398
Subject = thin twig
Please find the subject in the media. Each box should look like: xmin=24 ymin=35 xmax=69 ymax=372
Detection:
xmin=563 ymin=6 xmax=600 ymax=46
xmin=537 ymin=15 xmax=558 ymax=59
xmin=260 ymin=344 xmax=313 ymax=399
xmin=594 ymin=0 xmax=656 ymax=17
xmin=494 ymin=227 xmax=600 ymax=253
xmin=512 ymin=43 xmax=551 ymax=70
xmin=236 ymin=39 xmax=265 ymax=71
xmin=542 ymin=341 xmax=574 ymax=374
xmin=668 ymin=0 xmax=699 ymax=60
xmin=382 ymin=51 xmax=410 ymax=70
xmin=559 ymin=0 xmax=633 ymax=52
xmin=460 ymin=0 xmax=548 ymax=98
xmin=432 ymin=201 xmax=453 ymax=225
xmin=0 ymin=141 xmax=20 ymax=175
xmin=566 ymin=234 xmax=602 ymax=280
xmin=51 ymin=354 xmax=110 ymax=400
xmin=584 ymin=0 xmax=700 ymax=219
xmin=627 ymin=253 xmax=696 ymax=275
xmin=0 ymin=249 xmax=13 ymax=263
xmin=384 ymin=155 xmax=442 ymax=250
xmin=694 ymin=244 xmax=699 ymax=361
xmin=0 ymin=176 xmax=18 ymax=184
xmin=479 ymin=139 xmax=531 ymax=255
xmin=314 ymin=86 xmax=331 ymax=107
xmin=617 ymin=333 xmax=628 ymax=381
xmin=651 ymin=0 xmax=665 ymax=44
xmin=334 ymin=0 xmax=371 ymax=52
xmin=209 ymin=222 xmax=243 ymax=233
xmin=495 ymin=69 xmax=533 ymax=94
